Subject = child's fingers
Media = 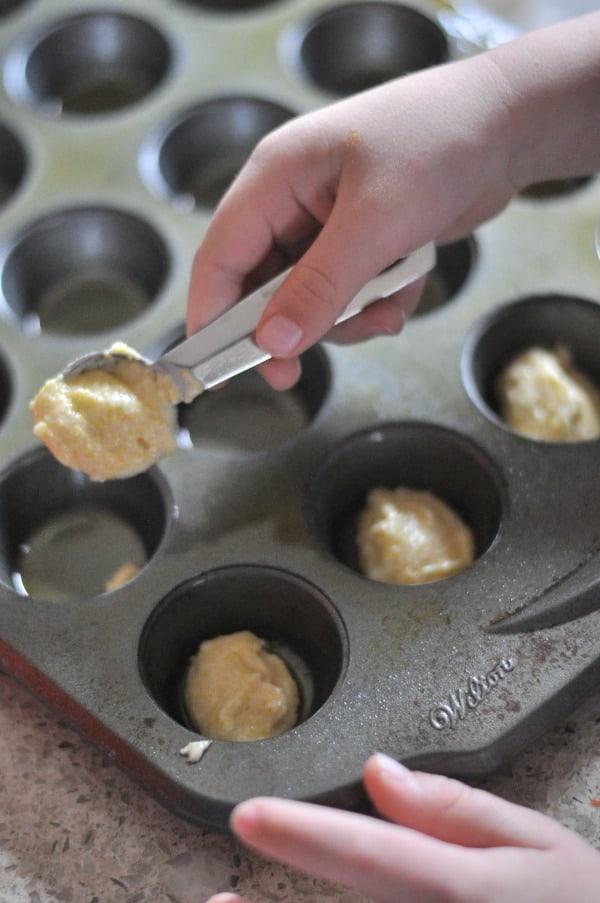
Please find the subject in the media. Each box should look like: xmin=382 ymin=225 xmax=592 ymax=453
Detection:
xmin=253 ymin=203 xmax=415 ymax=360
xmin=229 ymin=795 xmax=491 ymax=903
xmin=186 ymin=161 xmax=323 ymax=335
xmin=226 ymin=758 xmax=600 ymax=903
xmin=363 ymin=754 xmax=564 ymax=850
xmin=255 ymin=356 xmax=302 ymax=391
xmin=187 ymin=112 xmax=339 ymax=338
xmin=325 ymin=279 xmax=425 ymax=345
xmin=186 ymin=199 xmax=274 ymax=334
xmin=256 ymin=271 xmax=426 ymax=389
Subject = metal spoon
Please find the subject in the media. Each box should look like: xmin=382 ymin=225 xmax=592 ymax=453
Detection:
xmin=62 ymin=242 xmax=436 ymax=403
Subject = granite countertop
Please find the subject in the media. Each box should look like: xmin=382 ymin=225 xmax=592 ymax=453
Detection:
xmin=1 ymin=1 xmax=599 ymax=901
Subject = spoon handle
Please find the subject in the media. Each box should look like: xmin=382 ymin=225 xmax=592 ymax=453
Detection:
xmin=160 ymin=241 xmax=436 ymax=393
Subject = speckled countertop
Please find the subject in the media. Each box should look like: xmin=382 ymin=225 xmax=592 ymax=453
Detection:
xmin=1 ymin=1 xmax=599 ymax=901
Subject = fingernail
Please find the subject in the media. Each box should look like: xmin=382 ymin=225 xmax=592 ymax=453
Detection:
xmin=258 ymin=314 xmax=303 ymax=356
xmin=384 ymin=311 xmax=407 ymax=335
xmin=372 ymin=753 xmax=425 ymax=794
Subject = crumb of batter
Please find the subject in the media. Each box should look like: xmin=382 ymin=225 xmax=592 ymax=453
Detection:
xmin=496 ymin=345 xmax=600 ymax=442
xmin=104 ymin=561 xmax=140 ymax=592
xmin=184 ymin=630 xmax=299 ymax=742
xmin=180 ymin=739 xmax=212 ymax=763
xmin=30 ymin=343 xmax=180 ymax=481
xmin=357 ymin=486 xmax=475 ymax=585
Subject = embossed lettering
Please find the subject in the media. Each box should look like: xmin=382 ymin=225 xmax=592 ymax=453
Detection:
xmin=429 ymin=657 xmax=515 ymax=730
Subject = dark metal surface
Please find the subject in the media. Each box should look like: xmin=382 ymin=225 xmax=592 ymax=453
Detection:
xmin=0 ymin=0 xmax=598 ymax=832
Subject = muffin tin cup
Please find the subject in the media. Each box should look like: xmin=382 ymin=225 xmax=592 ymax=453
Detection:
xmin=0 ymin=446 xmax=171 ymax=600
xmin=139 ymin=565 xmax=348 ymax=733
xmin=4 ymin=9 xmax=172 ymax=117
xmin=281 ymin=0 xmax=449 ymax=97
xmin=0 ymin=118 xmax=27 ymax=209
xmin=0 ymin=0 xmax=598 ymax=830
xmin=140 ymin=95 xmax=297 ymax=212
xmin=0 ymin=203 xmax=171 ymax=335
xmin=461 ymin=293 xmax=600 ymax=438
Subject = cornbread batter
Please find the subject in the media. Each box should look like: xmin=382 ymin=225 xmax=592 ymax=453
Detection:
xmin=104 ymin=561 xmax=140 ymax=591
xmin=496 ymin=345 xmax=600 ymax=442
xmin=184 ymin=630 xmax=299 ymax=742
xmin=31 ymin=343 xmax=180 ymax=481
xmin=357 ymin=487 xmax=475 ymax=585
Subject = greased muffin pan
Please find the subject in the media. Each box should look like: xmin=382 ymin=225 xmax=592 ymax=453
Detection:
xmin=0 ymin=0 xmax=598 ymax=831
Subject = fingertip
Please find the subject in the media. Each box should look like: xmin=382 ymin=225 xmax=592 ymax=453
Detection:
xmin=257 ymin=357 xmax=302 ymax=390
xmin=366 ymin=752 xmax=411 ymax=778
xmin=229 ymin=799 xmax=263 ymax=840
xmin=366 ymin=753 xmax=422 ymax=789
xmin=364 ymin=754 xmax=431 ymax=816
xmin=327 ymin=300 xmax=406 ymax=345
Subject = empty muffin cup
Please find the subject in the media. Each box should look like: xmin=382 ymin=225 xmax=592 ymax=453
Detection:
xmin=283 ymin=2 xmax=448 ymax=96
xmin=0 ymin=447 xmax=170 ymax=600
xmin=141 ymin=96 xmax=296 ymax=211
xmin=138 ymin=565 xmax=347 ymax=737
xmin=461 ymin=294 xmax=600 ymax=441
xmin=177 ymin=345 xmax=331 ymax=452
xmin=4 ymin=11 xmax=171 ymax=116
xmin=306 ymin=421 xmax=503 ymax=578
xmin=0 ymin=121 xmax=27 ymax=210
xmin=0 ymin=205 xmax=170 ymax=335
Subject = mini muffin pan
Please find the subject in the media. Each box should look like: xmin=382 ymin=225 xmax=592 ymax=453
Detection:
xmin=0 ymin=0 xmax=598 ymax=831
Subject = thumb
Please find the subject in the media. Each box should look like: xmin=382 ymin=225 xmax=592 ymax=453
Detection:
xmin=255 ymin=211 xmax=402 ymax=358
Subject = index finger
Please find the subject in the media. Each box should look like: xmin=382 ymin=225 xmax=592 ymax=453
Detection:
xmin=186 ymin=134 xmax=332 ymax=335
xmin=229 ymin=796 xmax=484 ymax=903
xmin=185 ymin=188 xmax=288 ymax=334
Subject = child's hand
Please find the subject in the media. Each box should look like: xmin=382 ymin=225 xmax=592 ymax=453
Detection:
xmin=187 ymin=13 xmax=599 ymax=391
xmin=206 ymin=753 xmax=600 ymax=903
xmin=187 ymin=52 xmax=512 ymax=390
